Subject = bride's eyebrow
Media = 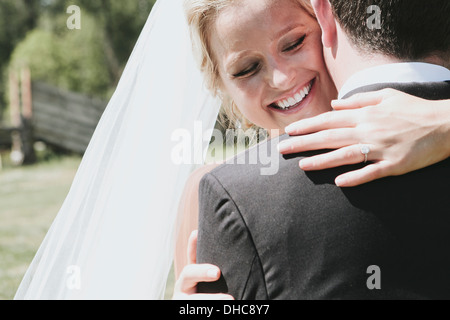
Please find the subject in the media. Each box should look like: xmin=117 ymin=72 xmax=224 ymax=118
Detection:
xmin=272 ymin=23 xmax=306 ymax=40
xmin=224 ymin=51 xmax=256 ymax=69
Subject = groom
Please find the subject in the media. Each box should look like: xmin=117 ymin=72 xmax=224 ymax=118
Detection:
xmin=196 ymin=0 xmax=450 ymax=299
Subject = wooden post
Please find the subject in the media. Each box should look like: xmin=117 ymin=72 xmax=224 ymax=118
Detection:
xmin=21 ymin=68 xmax=33 ymax=119
xmin=9 ymin=71 xmax=21 ymax=127
xmin=8 ymin=68 xmax=36 ymax=165
xmin=20 ymin=67 xmax=36 ymax=164
xmin=9 ymin=70 xmax=24 ymax=165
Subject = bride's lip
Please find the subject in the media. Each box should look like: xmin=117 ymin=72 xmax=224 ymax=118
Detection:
xmin=267 ymin=78 xmax=316 ymax=115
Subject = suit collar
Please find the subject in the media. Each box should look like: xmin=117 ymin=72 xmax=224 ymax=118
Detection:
xmin=338 ymin=62 xmax=450 ymax=99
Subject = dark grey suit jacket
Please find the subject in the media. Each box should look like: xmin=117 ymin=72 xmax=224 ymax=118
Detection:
xmin=197 ymin=81 xmax=450 ymax=300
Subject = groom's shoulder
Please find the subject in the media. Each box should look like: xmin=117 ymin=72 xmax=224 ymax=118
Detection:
xmin=345 ymin=80 xmax=450 ymax=100
xmin=203 ymin=134 xmax=333 ymax=191
xmin=208 ymin=133 xmax=289 ymax=175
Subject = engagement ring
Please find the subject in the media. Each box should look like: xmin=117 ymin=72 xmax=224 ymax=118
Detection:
xmin=360 ymin=144 xmax=371 ymax=164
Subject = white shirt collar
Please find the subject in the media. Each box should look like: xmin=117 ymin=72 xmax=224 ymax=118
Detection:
xmin=338 ymin=62 xmax=450 ymax=99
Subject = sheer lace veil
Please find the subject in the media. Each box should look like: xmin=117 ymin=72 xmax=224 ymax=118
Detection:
xmin=14 ymin=0 xmax=220 ymax=299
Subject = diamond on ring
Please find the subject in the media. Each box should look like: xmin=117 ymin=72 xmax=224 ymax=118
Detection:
xmin=360 ymin=145 xmax=370 ymax=163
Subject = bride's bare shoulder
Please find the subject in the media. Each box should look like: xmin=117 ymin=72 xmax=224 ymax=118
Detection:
xmin=175 ymin=162 xmax=221 ymax=276
xmin=185 ymin=163 xmax=221 ymax=190
xmin=179 ymin=163 xmax=221 ymax=215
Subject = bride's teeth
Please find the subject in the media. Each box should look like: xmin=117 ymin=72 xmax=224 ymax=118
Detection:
xmin=277 ymin=101 xmax=284 ymax=108
xmin=274 ymin=80 xmax=313 ymax=109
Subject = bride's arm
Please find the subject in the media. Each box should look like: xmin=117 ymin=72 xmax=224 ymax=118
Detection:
xmin=174 ymin=164 xmax=219 ymax=277
xmin=172 ymin=163 xmax=234 ymax=300
xmin=279 ymin=89 xmax=450 ymax=186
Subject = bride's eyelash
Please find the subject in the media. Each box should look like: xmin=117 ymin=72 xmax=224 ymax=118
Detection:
xmin=232 ymin=35 xmax=306 ymax=79
xmin=283 ymin=35 xmax=306 ymax=52
xmin=233 ymin=62 xmax=261 ymax=78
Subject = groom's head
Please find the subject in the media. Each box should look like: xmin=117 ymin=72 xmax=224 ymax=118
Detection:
xmin=311 ymin=0 xmax=450 ymax=90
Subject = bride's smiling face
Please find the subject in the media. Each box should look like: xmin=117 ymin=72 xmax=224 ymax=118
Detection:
xmin=210 ymin=0 xmax=337 ymax=132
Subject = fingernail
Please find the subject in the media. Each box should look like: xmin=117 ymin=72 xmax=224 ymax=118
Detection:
xmin=299 ymin=159 xmax=313 ymax=170
xmin=331 ymin=99 xmax=346 ymax=109
xmin=207 ymin=269 xmax=219 ymax=278
xmin=284 ymin=125 xmax=294 ymax=134
xmin=190 ymin=230 xmax=198 ymax=238
xmin=277 ymin=141 xmax=289 ymax=153
xmin=335 ymin=176 xmax=347 ymax=187
xmin=284 ymin=123 xmax=298 ymax=134
xmin=278 ymin=141 xmax=295 ymax=153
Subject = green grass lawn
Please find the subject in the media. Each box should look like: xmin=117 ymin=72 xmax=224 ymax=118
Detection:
xmin=0 ymin=153 xmax=180 ymax=300
xmin=0 ymin=142 xmax=242 ymax=300
xmin=0 ymin=155 xmax=81 ymax=299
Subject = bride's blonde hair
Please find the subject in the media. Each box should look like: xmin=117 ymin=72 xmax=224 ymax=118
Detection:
xmin=184 ymin=0 xmax=315 ymax=130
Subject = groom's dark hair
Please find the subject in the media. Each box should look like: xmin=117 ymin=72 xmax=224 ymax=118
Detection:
xmin=328 ymin=0 xmax=450 ymax=64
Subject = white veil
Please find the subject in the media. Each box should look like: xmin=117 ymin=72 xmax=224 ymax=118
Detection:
xmin=14 ymin=0 xmax=221 ymax=300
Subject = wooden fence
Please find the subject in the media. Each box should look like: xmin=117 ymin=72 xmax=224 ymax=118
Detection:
xmin=31 ymin=81 xmax=107 ymax=154
xmin=1 ymin=69 xmax=107 ymax=165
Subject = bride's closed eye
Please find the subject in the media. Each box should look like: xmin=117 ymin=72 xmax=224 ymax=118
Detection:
xmin=232 ymin=62 xmax=261 ymax=78
xmin=282 ymin=35 xmax=306 ymax=53
xmin=230 ymin=35 xmax=306 ymax=79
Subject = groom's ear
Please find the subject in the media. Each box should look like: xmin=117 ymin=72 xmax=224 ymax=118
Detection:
xmin=311 ymin=0 xmax=337 ymax=49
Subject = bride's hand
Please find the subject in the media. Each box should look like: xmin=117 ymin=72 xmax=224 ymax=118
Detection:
xmin=278 ymin=89 xmax=450 ymax=187
xmin=172 ymin=231 xmax=234 ymax=300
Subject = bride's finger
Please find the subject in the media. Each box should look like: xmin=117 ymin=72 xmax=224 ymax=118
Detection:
xmin=177 ymin=264 xmax=221 ymax=293
xmin=299 ymin=145 xmax=374 ymax=171
xmin=335 ymin=162 xmax=392 ymax=187
xmin=187 ymin=230 xmax=198 ymax=265
xmin=278 ymin=128 xmax=356 ymax=154
xmin=285 ymin=110 xmax=356 ymax=136
xmin=331 ymin=88 xmax=395 ymax=111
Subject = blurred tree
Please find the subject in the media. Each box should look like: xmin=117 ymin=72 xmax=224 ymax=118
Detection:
xmin=9 ymin=12 xmax=111 ymax=98
xmin=2 ymin=0 xmax=156 ymax=119
xmin=35 ymin=0 xmax=157 ymax=85
xmin=77 ymin=0 xmax=157 ymax=82
xmin=0 ymin=0 xmax=40 ymax=119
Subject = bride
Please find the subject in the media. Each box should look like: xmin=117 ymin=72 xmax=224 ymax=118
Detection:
xmin=15 ymin=0 xmax=450 ymax=300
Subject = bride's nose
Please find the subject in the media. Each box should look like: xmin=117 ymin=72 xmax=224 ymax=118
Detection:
xmin=266 ymin=59 xmax=296 ymax=90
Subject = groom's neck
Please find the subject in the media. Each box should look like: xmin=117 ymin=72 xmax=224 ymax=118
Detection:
xmin=329 ymin=54 xmax=398 ymax=94
xmin=324 ymin=25 xmax=400 ymax=92
xmin=325 ymin=24 xmax=449 ymax=93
